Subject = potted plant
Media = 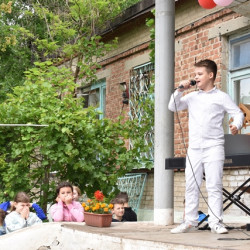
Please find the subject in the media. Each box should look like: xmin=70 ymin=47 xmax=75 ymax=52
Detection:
xmin=82 ymin=190 xmax=113 ymax=227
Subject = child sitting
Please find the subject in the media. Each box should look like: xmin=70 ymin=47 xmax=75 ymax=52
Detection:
xmin=0 ymin=209 xmax=7 ymax=236
xmin=4 ymin=192 xmax=42 ymax=233
xmin=111 ymin=198 xmax=125 ymax=222
xmin=115 ymin=192 xmax=137 ymax=221
xmin=50 ymin=181 xmax=84 ymax=222
xmin=73 ymin=186 xmax=81 ymax=202
xmin=0 ymin=201 xmax=46 ymax=221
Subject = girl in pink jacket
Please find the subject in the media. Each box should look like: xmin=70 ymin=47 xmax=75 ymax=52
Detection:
xmin=50 ymin=182 xmax=84 ymax=222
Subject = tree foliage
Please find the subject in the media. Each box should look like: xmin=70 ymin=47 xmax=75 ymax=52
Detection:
xmin=0 ymin=0 xmax=153 ymax=212
xmin=0 ymin=0 xmax=141 ymax=101
xmin=146 ymin=9 xmax=155 ymax=63
xmin=0 ymin=61 xmax=152 ymax=212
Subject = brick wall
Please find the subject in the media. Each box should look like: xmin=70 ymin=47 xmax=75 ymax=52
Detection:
xmin=140 ymin=172 xmax=154 ymax=210
xmin=99 ymin=45 xmax=151 ymax=120
xmin=97 ymin=14 xmax=151 ymax=120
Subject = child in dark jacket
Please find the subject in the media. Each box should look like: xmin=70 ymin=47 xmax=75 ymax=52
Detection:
xmin=111 ymin=198 xmax=125 ymax=222
xmin=115 ymin=192 xmax=137 ymax=221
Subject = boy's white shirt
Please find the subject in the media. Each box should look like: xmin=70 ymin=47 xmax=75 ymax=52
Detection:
xmin=168 ymin=87 xmax=244 ymax=149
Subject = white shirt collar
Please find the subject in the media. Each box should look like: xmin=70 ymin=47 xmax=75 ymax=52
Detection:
xmin=198 ymin=86 xmax=216 ymax=94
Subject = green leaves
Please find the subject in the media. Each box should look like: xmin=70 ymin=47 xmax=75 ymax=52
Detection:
xmin=0 ymin=59 xmax=152 ymax=213
xmin=0 ymin=0 xmax=150 ymax=214
xmin=0 ymin=0 xmax=141 ymax=101
xmin=146 ymin=10 xmax=155 ymax=63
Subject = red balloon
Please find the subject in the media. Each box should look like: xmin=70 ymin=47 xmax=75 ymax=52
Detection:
xmin=198 ymin=0 xmax=217 ymax=9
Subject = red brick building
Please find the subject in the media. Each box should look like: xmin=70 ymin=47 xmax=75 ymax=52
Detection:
xmin=79 ymin=0 xmax=250 ymax=221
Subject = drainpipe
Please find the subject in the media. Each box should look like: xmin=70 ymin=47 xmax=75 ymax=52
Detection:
xmin=154 ymin=0 xmax=175 ymax=225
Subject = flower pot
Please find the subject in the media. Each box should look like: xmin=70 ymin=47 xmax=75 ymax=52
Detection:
xmin=84 ymin=212 xmax=112 ymax=227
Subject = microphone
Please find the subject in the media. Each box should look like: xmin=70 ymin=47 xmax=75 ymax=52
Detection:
xmin=176 ymin=80 xmax=196 ymax=90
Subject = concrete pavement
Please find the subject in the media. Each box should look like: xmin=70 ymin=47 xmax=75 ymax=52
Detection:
xmin=1 ymin=221 xmax=250 ymax=250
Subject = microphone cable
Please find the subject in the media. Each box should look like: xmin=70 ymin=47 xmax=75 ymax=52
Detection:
xmin=172 ymin=89 xmax=250 ymax=238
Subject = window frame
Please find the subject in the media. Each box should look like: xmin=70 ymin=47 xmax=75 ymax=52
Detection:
xmin=229 ymin=33 xmax=250 ymax=71
xmin=228 ymin=33 xmax=250 ymax=134
xmin=90 ymin=79 xmax=106 ymax=119
xmin=77 ymin=78 xmax=106 ymax=119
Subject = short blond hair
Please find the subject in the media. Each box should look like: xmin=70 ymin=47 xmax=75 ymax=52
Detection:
xmin=115 ymin=192 xmax=129 ymax=203
xmin=111 ymin=198 xmax=124 ymax=207
xmin=73 ymin=186 xmax=81 ymax=196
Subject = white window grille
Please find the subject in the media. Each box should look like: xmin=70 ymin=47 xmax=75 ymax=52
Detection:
xmin=117 ymin=173 xmax=147 ymax=213
xmin=129 ymin=62 xmax=154 ymax=161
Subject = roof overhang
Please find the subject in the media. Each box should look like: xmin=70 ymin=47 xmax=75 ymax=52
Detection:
xmin=230 ymin=0 xmax=250 ymax=18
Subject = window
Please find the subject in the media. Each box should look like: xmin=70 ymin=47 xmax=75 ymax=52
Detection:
xmin=129 ymin=62 xmax=154 ymax=161
xmin=78 ymin=79 xmax=106 ymax=119
xmin=231 ymin=35 xmax=250 ymax=70
xmin=229 ymin=34 xmax=250 ymax=134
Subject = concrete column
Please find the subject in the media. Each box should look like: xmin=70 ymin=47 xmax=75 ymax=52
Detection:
xmin=154 ymin=0 xmax=175 ymax=225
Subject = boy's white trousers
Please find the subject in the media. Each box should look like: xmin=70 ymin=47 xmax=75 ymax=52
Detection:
xmin=184 ymin=145 xmax=225 ymax=228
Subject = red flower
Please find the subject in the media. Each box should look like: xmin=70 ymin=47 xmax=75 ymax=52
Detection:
xmin=94 ymin=190 xmax=104 ymax=201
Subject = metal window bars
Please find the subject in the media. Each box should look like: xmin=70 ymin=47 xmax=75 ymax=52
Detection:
xmin=117 ymin=173 xmax=147 ymax=213
xmin=129 ymin=62 xmax=154 ymax=161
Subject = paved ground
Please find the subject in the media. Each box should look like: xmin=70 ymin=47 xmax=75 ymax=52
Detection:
xmin=63 ymin=221 xmax=250 ymax=250
xmin=1 ymin=220 xmax=250 ymax=249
